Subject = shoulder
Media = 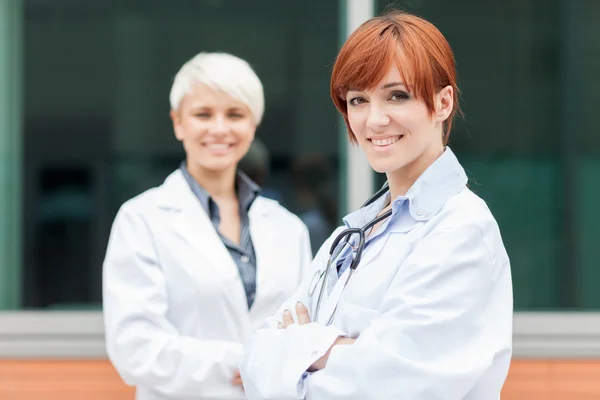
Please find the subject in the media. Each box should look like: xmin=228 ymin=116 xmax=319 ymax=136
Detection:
xmin=437 ymin=188 xmax=498 ymax=231
xmin=254 ymin=196 xmax=308 ymax=233
xmin=117 ymin=187 xmax=161 ymax=218
xmin=117 ymin=170 xmax=182 ymax=217
xmin=434 ymin=188 xmax=507 ymax=260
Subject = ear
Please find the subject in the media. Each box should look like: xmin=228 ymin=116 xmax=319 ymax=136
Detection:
xmin=170 ymin=109 xmax=184 ymax=141
xmin=434 ymin=85 xmax=454 ymax=123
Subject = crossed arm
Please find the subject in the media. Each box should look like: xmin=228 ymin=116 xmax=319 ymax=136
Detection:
xmin=276 ymin=302 xmax=356 ymax=372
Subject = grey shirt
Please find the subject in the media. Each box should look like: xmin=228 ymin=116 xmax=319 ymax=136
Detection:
xmin=180 ymin=163 xmax=260 ymax=309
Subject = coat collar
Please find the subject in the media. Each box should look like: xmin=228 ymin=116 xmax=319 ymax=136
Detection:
xmin=178 ymin=162 xmax=261 ymax=217
xmin=401 ymin=146 xmax=468 ymax=221
xmin=343 ymin=146 xmax=468 ymax=229
xmin=155 ymin=170 xmax=271 ymax=217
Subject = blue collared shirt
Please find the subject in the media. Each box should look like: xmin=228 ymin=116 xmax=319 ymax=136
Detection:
xmin=336 ymin=146 xmax=470 ymax=277
xmin=179 ymin=162 xmax=260 ymax=309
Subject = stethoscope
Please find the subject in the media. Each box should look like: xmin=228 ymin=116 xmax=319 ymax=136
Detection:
xmin=308 ymin=182 xmax=392 ymax=323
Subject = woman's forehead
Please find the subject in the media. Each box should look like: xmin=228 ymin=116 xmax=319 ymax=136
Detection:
xmin=347 ymin=64 xmax=411 ymax=92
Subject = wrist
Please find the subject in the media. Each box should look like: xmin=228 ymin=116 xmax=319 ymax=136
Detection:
xmin=308 ymin=336 xmax=356 ymax=372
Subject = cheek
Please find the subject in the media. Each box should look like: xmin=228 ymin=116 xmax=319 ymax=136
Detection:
xmin=180 ymin=120 xmax=205 ymax=139
xmin=347 ymin=113 xmax=365 ymax=139
xmin=236 ymin=122 xmax=256 ymax=141
xmin=393 ymin=113 xmax=429 ymax=138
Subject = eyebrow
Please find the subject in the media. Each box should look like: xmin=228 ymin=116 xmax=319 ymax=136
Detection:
xmin=347 ymin=81 xmax=406 ymax=92
xmin=380 ymin=81 xmax=405 ymax=89
xmin=189 ymin=105 xmax=244 ymax=111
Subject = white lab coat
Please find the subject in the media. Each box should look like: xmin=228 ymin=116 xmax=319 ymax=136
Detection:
xmin=239 ymin=147 xmax=513 ymax=400
xmin=102 ymin=169 xmax=312 ymax=400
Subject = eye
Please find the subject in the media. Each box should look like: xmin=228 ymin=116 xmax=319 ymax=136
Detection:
xmin=194 ymin=113 xmax=211 ymax=118
xmin=348 ymin=96 xmax=367 ymax=106
xmin=228 ymin=113 xmax=244 ymax=119
xmin=389 ymin=91 xmax=410 ymax=101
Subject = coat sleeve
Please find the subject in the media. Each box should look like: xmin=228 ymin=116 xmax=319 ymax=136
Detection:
xmin=102 ymin=205 xmax=244 ymax=399
xmin=239 ymin=228 xmax=348 ymax=400
xmin=303 ymin=223 xmax=512 ymax=400
xmin=241 ymin=222 xmax=511 ymax=400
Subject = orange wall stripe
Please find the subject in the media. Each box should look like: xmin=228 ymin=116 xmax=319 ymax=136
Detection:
xmin=1 ymin=359 xmax=600 ymax=399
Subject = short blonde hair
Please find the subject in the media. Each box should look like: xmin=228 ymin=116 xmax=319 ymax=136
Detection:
xmin=169 ymin=52 xmax=265 ymax=125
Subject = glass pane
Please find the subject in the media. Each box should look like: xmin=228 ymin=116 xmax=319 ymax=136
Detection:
xmin=22 ymin=0 xmax=341 ymax=309
xmin=376 ymin=0 xmax=598 ymax=309
xmin=0 ymin=0 xmax=22 ymax=311
xmin=579 ymin=0 xmax=600 ymax=309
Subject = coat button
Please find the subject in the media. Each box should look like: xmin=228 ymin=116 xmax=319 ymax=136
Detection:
xmin=241 ymin=255 xmax=250 ymax=263
xmin=416 ymin=209 xmax=425 ymax=216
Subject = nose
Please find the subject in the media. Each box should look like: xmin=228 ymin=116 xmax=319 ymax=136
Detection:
xmin=209 ymin=115 xmax=229 ymax=135
xmin=365 ymin=103 xmax=390 ymax=131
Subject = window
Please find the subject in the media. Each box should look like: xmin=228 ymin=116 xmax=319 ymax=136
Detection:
xmin=19 ymin=0 xmax=341 ymax=309
xmin=377 ymin=0 xmax=600 ymax=309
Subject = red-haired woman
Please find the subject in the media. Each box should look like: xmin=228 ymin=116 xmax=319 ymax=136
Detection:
xmin=239 ymin=11 xmax=513 ymax=400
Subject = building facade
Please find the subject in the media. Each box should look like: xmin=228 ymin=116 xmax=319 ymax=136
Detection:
xmin=1 ymin=0 xmax=599 ymax=397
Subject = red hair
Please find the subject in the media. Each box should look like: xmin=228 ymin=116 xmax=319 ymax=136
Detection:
xmin=330 ymin=11 xmax=460 ymax=144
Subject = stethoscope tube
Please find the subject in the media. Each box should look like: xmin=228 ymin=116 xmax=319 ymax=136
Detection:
xmin=313 ymin=182 xmax=392 ymax=321
xmin=362 ymin=181 xmax=389 ymax=208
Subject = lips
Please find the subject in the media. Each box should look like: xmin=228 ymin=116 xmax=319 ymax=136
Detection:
xmin=202 ymin=142 xmax=235 ymax=155
xmin=369 ymin=135 xmax=403 ymax=147
xmin=203 ymin=142 xmax=232 ymax=149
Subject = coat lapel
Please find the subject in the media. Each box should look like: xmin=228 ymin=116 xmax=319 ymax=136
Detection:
xmin=155 ymin=171 xmax=250 ymax=321
xmin=172 ymin=205 xmax=241 ymax=280
xmin=355 ymin=212 xmax=424 ymax=275
xmin=247 ymin=198 xmax=278 ymax=317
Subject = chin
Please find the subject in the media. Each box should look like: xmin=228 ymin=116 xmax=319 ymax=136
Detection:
xmin=368 ymin=160 xmax=398 ymax=174
xmin=207 ymin=160 xmax=238 ymax=172
xmin=191 ymin=157 xmax=237 ymax=173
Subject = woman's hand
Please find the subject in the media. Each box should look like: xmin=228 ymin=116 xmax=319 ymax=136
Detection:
xmin=308 ymin=336 xmax=356 ymax=371
xmin=231 ymin=370 xmax=243 ymax=387
xmin=277 ymin=302 xmax=356 ymax=372
xmin=277 ymin=302 xmax=311 ymax=328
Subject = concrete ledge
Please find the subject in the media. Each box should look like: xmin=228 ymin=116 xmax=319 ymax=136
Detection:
xmin=513 ymin=312 xmax=600 ymax=358
xmin=0 ymin=312 xmax=106 ymax=359
xmin=2 ymin=311 xmax=600 ymax=358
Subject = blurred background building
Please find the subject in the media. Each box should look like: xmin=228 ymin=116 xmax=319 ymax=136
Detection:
xmin=0 ymin=0 xmax=599 ymax=398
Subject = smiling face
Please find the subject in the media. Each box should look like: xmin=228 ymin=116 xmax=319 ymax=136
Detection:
xmin=330 ymin=12 xmax=460 ymax=196
xmin=345 ymin=64 xmax=453 ymax=192
xmin=171 ymin=83 xmax=256 ymax=178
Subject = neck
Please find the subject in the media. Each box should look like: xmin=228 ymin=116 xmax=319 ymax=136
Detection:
xmin=386 ymin=145 xmax=445 ymax=202
xmin=186 ymin=159 xmax=237 ymax=201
